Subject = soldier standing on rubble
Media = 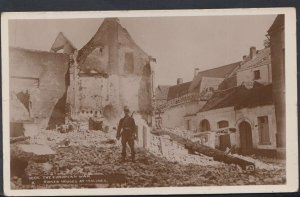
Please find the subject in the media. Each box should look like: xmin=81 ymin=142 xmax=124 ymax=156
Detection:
xmin=116 ymin=106 xmax=137 ymax=162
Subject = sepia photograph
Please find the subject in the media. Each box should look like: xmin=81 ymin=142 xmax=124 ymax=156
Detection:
xmin=1 ymin=8 xmax=298 ymax=196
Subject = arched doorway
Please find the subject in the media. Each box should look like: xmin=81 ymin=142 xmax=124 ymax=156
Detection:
xmin=199 ymin=119 xmax=210 ymax=132
xmin=239 ymin=121 xmax=253 ymax=155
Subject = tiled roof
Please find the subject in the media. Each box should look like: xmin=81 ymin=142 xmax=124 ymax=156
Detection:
xmin=199 ymin=83 xmax=273 ymax=112
xmin=155 ymin=85 xmax=171 ymax=100
xmin=218 ymin=73 xmax=237 ymax=90
xmin=189 ymin=62 xmax=241 ymax=92
xmin=268 ymin=15 xmax=284 ymax=34
xmin=239 ymin=48 xmax=271 ymax=70
xmin=167 ymin=82 xmax=192 ymax=101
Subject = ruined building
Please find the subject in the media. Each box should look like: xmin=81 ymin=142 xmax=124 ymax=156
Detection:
xmin=9 ymin=18 xmax=156 ymax=139
xmin=9 ymin=47 xmax=69 ymax=136
xmin=66 ymin=18 xmax=156 ymax=124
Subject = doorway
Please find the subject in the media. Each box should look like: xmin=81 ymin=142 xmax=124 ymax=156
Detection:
xmin=239 ymin=121 xmax=253 ymax=155
xmin=199 ymin=119 xmax=210 ymax=132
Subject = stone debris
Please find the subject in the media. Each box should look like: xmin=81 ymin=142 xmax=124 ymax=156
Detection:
xmin=18 ymin=144 xmax=56 ymax=155
xmin=230 ymin=153 xmax=284 ymax=170
xmin=11 ymin=128 xmax=285 ymax=189
xmin=148 ymin=134 xmax=221 ymax=166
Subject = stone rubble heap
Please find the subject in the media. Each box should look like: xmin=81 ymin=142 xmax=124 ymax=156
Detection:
xmin=11 ymin=128 xmax=286 ymax=189
xmin=147 ymin=134 xmax=221 ymax=166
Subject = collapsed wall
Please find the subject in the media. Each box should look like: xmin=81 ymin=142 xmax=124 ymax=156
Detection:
xmin=9 ymin=47 xmax=69 ymax=132
xmin=67 ymin=18 xmax=155 ymax=125
xmin=10 ymin=18 xmax=156 ymax=136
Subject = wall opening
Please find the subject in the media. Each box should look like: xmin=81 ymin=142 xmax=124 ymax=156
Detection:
xmin=199 ymin=119 xmax=210 ymax=132
xmin=217 ymin=120 xmax=229 ymax=129
xmin=239 ymin=121 xmax=253 ymax=155
xmin=103 ymin=104 xmax=117 ymax=120
xmin=47 ymin=92 xmax=67 ymax=130
xmin=47 ymin=63 xmax=70 ymax=129
xmin=10 ymin=122 xmax=24 ymax=137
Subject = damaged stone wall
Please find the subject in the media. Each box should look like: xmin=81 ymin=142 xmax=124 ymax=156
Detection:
xmin=68 ymin=18 xmax=155 ymax=124
xmin=9 ymin=47 xmax=69 ymax=130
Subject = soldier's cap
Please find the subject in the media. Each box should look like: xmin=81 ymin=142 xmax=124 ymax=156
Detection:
xmin=124 ymin=106 xmax=130 ymax=112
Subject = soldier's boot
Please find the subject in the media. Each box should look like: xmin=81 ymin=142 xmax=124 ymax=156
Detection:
xmin=120 ymin=153 xmax=126 ymax=162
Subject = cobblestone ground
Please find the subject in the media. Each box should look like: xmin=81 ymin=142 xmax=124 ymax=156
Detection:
xmin=11 ymin=130 xmax=286 ymax=189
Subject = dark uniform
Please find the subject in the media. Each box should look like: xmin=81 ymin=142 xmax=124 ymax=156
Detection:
xmin=116 ymin=108 xmax=137 ymax=162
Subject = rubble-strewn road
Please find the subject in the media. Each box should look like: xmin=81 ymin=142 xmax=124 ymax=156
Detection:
xmin=11 ymin=130 xmax=285 ymax=189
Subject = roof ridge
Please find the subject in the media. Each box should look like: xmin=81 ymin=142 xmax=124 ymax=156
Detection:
xmin=197 ymin=61 xmax=241 ymax=74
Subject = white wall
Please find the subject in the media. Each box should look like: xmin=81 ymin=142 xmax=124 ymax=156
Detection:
xmin=161 ymin=101 xmax=204 ymax=130
xmin=197 ymin=107 xmax=236 ymax=131
xmin=236 ymin=64 xmax=272 ymax=86
xmin=161 ymin=104 xmax=186 ymax=129
xmin=235 ymin=105 xmax=277 ymax=150
xmin=195 ymin=105 xmax=277 ymax=150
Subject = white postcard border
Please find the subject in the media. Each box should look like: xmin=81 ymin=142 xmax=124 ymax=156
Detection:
xmin=1 ymin=8 xmax=298 ymax=196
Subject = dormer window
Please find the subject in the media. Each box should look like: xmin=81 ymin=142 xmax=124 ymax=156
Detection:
xmin=254 ymin=70 xmax=261 ymax=80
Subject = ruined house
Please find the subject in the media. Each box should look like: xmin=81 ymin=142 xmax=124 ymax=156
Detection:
xmin=66 ymin=18 xmax=156 ymax=125
xmin=9 ymin=47 xmax=69 ymax=136
xmin=9 ymin=18 xmax=156 ymax=143
xmin=267 ymin=15 xmax=285 ymax=157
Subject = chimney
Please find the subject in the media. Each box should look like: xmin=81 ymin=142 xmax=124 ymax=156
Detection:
xmin=242 ymin=55 xmax=247 ymax=61
xmin=250 ymin=46 xmax=256 ymax=59
xmin=194 ymin=68 xmax=200 ymax=77
xmin=177 ymin=78 xmax=183 ymax=85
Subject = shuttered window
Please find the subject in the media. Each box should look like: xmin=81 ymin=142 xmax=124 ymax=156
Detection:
xmin=257 ymin=116 xmax=271 ymax=145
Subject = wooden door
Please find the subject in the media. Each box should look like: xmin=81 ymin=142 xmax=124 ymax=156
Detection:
xmin=239 ymin=121 xmax=253 ymax=155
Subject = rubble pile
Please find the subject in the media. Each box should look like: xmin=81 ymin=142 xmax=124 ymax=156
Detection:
xmin=14 ymin=145 xmax=286 ymax=189
xmin=230 ymin=154 xmax=284 ymax=170
xmin=149 ymin=134 xmax=221 ymax=166
xmin=11 ymin=128 xmax=285 ymax=189
xmin=28 ymin=128 xmax=117 ymax=148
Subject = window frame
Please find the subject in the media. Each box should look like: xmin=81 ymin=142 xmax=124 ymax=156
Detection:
xmin=217 ymin=120 xmax=229 ymax=129
xmin=257 ymin=116 xmax=271 ymax=145
xmin=253 ymin=70 xmax=261 ymax=80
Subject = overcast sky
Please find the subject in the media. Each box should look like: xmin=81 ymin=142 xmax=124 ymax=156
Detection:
xmin=9 ymin=15 xmax=276 ymax=85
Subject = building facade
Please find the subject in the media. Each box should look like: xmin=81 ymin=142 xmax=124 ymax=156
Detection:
xmin=66 ymin=18 xmax=156 ymax=126
xmin=267 ymin=15 xmax=285 ymax=154
xmin=195 ymin=84 xmax=277 ymax=155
